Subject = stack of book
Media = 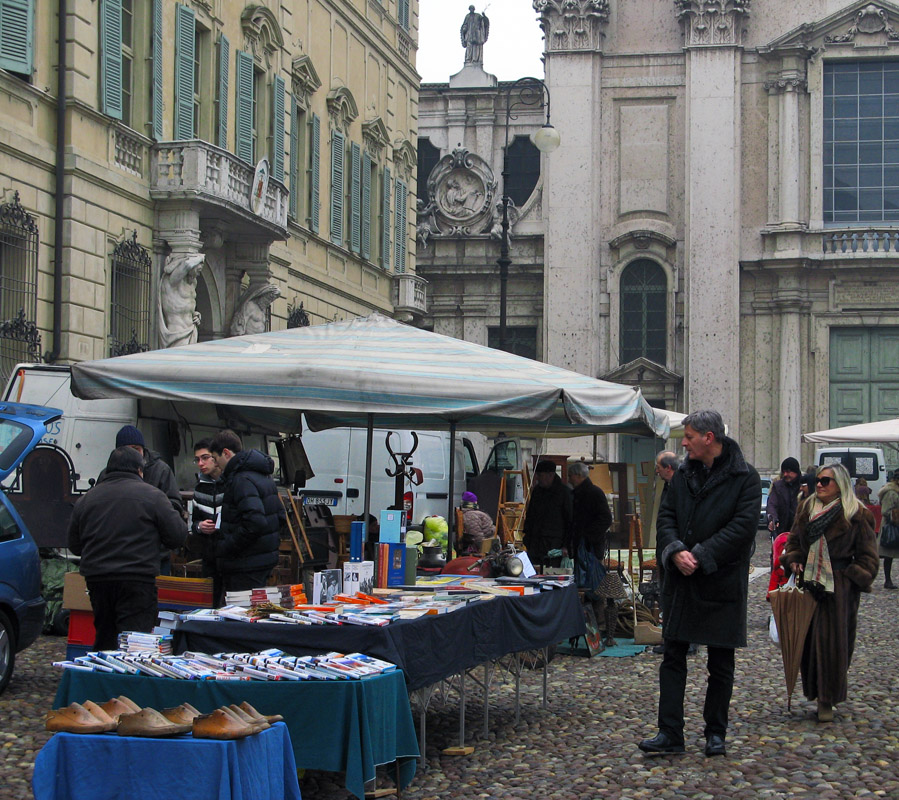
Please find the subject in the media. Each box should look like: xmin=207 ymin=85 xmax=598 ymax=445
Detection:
xmin=116 ymin=631 xmax=173 ymax=655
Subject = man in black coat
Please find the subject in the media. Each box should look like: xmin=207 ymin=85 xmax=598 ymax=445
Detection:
xmin=186 ymin=438 xmax=226 ymax=605
xmin=639 ymin=410 xmax=761 ymax=759
xmin=207 ymin=429 xmax=284 ymax=600
xmin=68 ymin=447 xmax=187 ymax=649
xmin=522 ymin=460 xmax=572 ymax=570
xmin=766 ymin=456 xmax=802 ymax=538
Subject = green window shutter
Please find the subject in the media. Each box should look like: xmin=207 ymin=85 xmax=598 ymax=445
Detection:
xmin=289 ymin=95 xmax=299 ymax=220
xmin=330 ymin=129 xmax=345 ymax=246
xmin=394 ymin=179 xmax=407 ymax=273
xmin=174 ymin=3 xmax=195 ymax=140
xmin=151 ymin=0 xmax=163 ymax=139
xmin=99 ymin=0 xmax=123 ymax=119
xmin=0 ymin=0 xmax=34 ymax=76
xmin=235 ymin=50 xmax=254 ymax=163
xmin=398 ymin=0 xmax=409 ymax=30
xmin=217 ymin=34 xmax=229 ymax=148
xmin=349 ymin=142 xmax=361 ymax=254
xmin=272 ymin=75 xmax=286 ymax=182
xmin=361 ymin=152 xmax=372 ymax=261
xmin=381 ymin=166 xmax=392 ymax=269
xmin=309 ymin=113 xmax=320 ymax=233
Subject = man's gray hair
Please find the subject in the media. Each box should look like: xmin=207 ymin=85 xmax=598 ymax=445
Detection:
xmin=568 ymin=461 xmax=590 ymax=478
xmin=657 ymin=451 xmax=679 ymax=470
xmin=681 ymin=410 xmax=726 ymax=442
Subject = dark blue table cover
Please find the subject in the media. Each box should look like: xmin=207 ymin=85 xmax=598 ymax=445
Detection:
xmin=175 ymin=584 xmax=585 ymax=691
xmin=53 ymin=668 xmax=417 ymax=800
xmin=32 ymin=722 xmax=301 ymax=800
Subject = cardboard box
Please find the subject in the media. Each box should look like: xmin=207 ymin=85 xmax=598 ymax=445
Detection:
xmin=62 ymin=572 xmax=92 ymax=611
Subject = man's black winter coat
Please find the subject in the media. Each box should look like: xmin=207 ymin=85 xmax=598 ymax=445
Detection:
xmin=656 ymin=437 xmax=761 ymax=649
xmin=570 ymin=477 xmax=613 ymax=556
xmin=215 ymin=449 xmax=284 ymax=573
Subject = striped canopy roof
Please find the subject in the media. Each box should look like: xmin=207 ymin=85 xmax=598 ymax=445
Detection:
xmin=71 ymin=314 xmax=668 ymax=438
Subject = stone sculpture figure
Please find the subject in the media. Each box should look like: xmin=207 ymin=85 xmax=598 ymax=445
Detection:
xmin=460 ymin=6 xmax=489 ymax=64
xmin=229 ymin=283 xmax=281 ymax=336
xmin=158 ymin=252 xmax=205 ymax=348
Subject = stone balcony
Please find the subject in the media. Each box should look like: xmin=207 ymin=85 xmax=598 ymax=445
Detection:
xmin=821 ymin=226 xmax=899 ymax=256
xmin=150 ymin=140 xmax=288 ymax=239
xmin=392 ymin=272 xmax=428 ymax=323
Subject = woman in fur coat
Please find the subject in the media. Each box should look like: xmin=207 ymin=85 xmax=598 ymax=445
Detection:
xmin=782 ymin=463 xmax=879 ymax=722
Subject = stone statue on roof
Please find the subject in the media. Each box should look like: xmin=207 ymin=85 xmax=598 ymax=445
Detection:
xmin=460 ymin=6 xmax=489 ymax=65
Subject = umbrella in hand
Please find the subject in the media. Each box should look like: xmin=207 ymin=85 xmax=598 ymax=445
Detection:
xmin=770 ymin=574 xmax=818 ymax=710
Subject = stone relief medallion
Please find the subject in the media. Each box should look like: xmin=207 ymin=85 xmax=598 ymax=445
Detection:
xmin=425 ymin=147 xmax=497 ymax=236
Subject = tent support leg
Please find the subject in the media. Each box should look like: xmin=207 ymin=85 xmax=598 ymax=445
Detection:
xmin=446 ymin=422 xmax=457 ymax=560
xmin=364 ymin=414 xmax=374 ymax=543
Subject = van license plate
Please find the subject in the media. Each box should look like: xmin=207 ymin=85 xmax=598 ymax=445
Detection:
xmin=303 ymin=496 xmax=338 ymax=506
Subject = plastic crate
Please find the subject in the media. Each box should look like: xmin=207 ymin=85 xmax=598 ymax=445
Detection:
xmin=67 ymin=609 xmax=96 ymax=645
xmin=65 ymin=643 xmax=92 ymax=661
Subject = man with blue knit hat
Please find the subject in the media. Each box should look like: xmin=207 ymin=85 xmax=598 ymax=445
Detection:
xmin=113 ymin=425 xmax=184 ymax=574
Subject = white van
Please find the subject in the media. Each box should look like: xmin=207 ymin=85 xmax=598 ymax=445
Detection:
xmin=815 ymin=446 xmax=888 ymax=498
xmin=299 ymin=426 xmax=480 ymax=526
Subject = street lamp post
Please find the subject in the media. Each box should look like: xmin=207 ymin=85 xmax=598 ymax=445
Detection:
xmin=497 ymin=77 xmax=561 ymax=353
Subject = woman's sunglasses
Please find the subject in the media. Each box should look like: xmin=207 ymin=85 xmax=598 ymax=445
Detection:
xmin=815 ymin=476 xmax=833 ymax=487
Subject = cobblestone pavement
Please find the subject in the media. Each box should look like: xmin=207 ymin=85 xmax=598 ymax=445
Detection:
xmin=3 ymin=530 xmax=897 ymax=799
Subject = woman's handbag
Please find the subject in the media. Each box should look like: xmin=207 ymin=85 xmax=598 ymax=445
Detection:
xmin=882 ymin=520 xmax=899 ymax=550
xmin=574 ymin=540 xmax=607 ymax=599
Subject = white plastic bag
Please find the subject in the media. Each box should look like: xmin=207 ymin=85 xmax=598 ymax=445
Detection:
xmin=768 ymin=613 xmax=780 ymax=646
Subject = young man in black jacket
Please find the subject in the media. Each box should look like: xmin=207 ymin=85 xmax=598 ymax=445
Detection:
xmin=68 ymin=447 xmax=187 ymax=649
xmin=207 ymin=430 xmax=284 ymax=598
xmin=187 ymin=439 xmax=226 ymax=606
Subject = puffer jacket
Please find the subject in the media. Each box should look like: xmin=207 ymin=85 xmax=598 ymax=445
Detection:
xmin=215 ymin=449 xmax=284 ymax=573
xmin=656 ymin=437 xmax=761 ymax=648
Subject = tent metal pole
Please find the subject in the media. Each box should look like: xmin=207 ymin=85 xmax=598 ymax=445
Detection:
xmin=447 ymin=421 xmax=457 ymax=560
xmin=363 ymin=414 xmax=374 ymax=541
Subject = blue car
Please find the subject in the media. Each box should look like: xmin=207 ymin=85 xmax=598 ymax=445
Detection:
xmin=0 ymin=401 xmax=62 ymax=694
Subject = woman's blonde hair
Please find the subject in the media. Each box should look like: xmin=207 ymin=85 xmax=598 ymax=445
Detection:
xmin=802 ymin=462 xmax=860 ymax=523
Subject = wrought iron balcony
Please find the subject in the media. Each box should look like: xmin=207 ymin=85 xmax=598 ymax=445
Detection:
xmin=392 ymin=272 xmax=428 ymax=321
xmin=150 ymin=140 xmax=288 ymax=237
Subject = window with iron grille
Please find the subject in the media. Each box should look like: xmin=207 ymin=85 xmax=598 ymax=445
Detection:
xmin=619 ymin=259 xmax=666 ymax=365
xmin=109 ymin=232 xmax=151 ymax=357
xmin=0 ymin=191 xmax=41 ymax=386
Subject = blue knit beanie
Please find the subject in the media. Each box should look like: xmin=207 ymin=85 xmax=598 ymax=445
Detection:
xmin=116 ymin=425 xmax=145 ymax=448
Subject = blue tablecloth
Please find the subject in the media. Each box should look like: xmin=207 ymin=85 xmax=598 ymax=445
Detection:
xmin=32 ymin=722 xmax=301 ymax=800
xmin=53 ymin=668 xmax=418 ymax=800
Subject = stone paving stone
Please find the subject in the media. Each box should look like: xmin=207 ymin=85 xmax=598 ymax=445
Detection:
xmin=3 ymin=529 xmax=897 ymax=799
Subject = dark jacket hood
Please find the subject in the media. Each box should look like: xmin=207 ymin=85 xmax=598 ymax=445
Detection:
xmin=224 ymin=448 xmax=274 ymax=478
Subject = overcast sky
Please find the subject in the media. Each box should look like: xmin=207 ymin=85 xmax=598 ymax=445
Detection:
xmin=417 ymin=1 xmax=545 ymax=84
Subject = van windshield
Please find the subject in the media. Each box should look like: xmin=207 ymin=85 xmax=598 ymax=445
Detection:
xmin=820 ymin=452 xmax=879 ymax=480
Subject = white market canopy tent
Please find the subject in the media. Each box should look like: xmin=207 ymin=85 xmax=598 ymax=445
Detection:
xmin=802 ymin=418 xmax=899 ymax=444
xmin=71 ymin=314 xmax=669 ymax=438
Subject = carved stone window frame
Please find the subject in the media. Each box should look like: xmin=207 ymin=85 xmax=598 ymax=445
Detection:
xmin=241 ymin=4 xmax=284 ymax=72
xmin=362 ymin=117 xmax=390 ymax=160
xmin=291 ymin=54 xmax=321 ymax=110
xmin=326 ymin=86 xmax=359 ymax=136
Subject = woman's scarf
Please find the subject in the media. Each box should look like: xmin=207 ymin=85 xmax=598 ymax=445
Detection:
xmin=806 ymin=498 xmax=842 ymax=543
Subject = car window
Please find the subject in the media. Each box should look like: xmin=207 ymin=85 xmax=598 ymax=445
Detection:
xmin=0 ymin=502 xmax=21 ymax=543
xmin=0 ymin=419 xmax=32 ymax=473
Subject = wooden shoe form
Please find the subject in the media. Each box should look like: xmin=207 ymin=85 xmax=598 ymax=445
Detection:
xmin=116 ymin=707 xmax=192 ymax=737
xmin=99 ymin=697 xmax=139 ymax=722
xmin=239 ymin=701 xmax=284 ymax=724
xmin=192 ymin=708 xmax=255 ymax=739
xmin=46 ymin=702 xmax=117 ymax=734
xmin=161 ymin=703 xmax=202 ymax=725
xmin=81 ymin=700 xmax=117 ymax=728
xmin=226 ymin=704 xmax=269 ymax=731
xmin=115 ymin=696 xmax=141 ymax=713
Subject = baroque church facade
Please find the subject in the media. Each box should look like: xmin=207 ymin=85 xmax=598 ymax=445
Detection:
xmin=418 ymin=0 xmax=899 ymax=472
xmin=0 ymin=0 xmax=422 ymax=383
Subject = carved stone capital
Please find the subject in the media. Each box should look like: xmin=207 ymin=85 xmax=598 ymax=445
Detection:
xmin=764 ymin=73 xmax=808 ymax=94
xmin=675 ymin=0 xmax=751 ymax=47
xmin=533 ymin=0 xmax=610 ymax=53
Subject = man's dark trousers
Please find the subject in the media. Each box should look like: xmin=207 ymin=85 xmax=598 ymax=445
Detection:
xmin=86 ymin=579 xmax=158 ymax=651
xmin=658 ymin=639 xmax=736 ymax=742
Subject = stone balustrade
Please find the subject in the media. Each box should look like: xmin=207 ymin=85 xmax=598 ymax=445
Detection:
xmin=392 ymin=272 xmax=428 ymax=318
xmin=822 ymin=227 xmax=899 ymax=255
xmin=151 ymin=140 xmax=288 ymax=233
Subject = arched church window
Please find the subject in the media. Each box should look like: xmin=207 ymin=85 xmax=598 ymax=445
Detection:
xmin=417 ymin=138 xmax=441 ymax=205
xmin=109 ymin=232 xmax=151 ymax=357
xmin=620 ymin=259 xmax=666 ymax=365
xmin=505 ymin=135 xmax=540 ymax=207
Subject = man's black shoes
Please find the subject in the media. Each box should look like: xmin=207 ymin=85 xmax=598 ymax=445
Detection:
xmin=638 ymin=732 xmax=685 ymax=755
xmin=704 ymin=734 xmax=726 ymax=757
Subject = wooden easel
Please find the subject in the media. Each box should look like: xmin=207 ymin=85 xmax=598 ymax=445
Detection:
xmin=495 ymin=464 xmax=530 ymax=544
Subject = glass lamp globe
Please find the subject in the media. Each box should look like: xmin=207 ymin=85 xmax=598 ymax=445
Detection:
xmin=532 ymin=124 xmax=561 ymax=153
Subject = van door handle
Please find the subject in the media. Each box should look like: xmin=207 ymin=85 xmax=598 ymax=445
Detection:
xmin=426 ymin=492 xmax=448 ymax=499
xmin=347 ymin=488 xmax=360 ymax=498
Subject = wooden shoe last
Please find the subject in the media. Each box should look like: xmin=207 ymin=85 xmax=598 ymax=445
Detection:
xmin=116 ymin=707 xmax=192 ymax=737
xmin=192 ymin=708 xmax=255 ymax=739
xmin=239 ymin=701 xmax=283 ymax=724
xmin=46 ymin=702 xmax=117 ymax=734
xmin=161 ymin=703 xmax=202 ymax=725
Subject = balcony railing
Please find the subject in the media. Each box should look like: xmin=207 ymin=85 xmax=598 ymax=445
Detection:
xmin=392 ymin=272 xmax=427 ymax=317
xmin=151 ymin=141 xmax=288 ymax=233
xmin=822 ymin=227 xmax=899 ymax=255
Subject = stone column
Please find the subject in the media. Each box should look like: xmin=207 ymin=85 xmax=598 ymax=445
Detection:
xmin=776 ymin=301 xmax=802 ymax=458
xmin=679 ymin=0 xmax=749 ymax=436
xmin=766 ymin=62 xmax=807 ymax=226
xmin=536 ymin=0 xmax=609 ymax=375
